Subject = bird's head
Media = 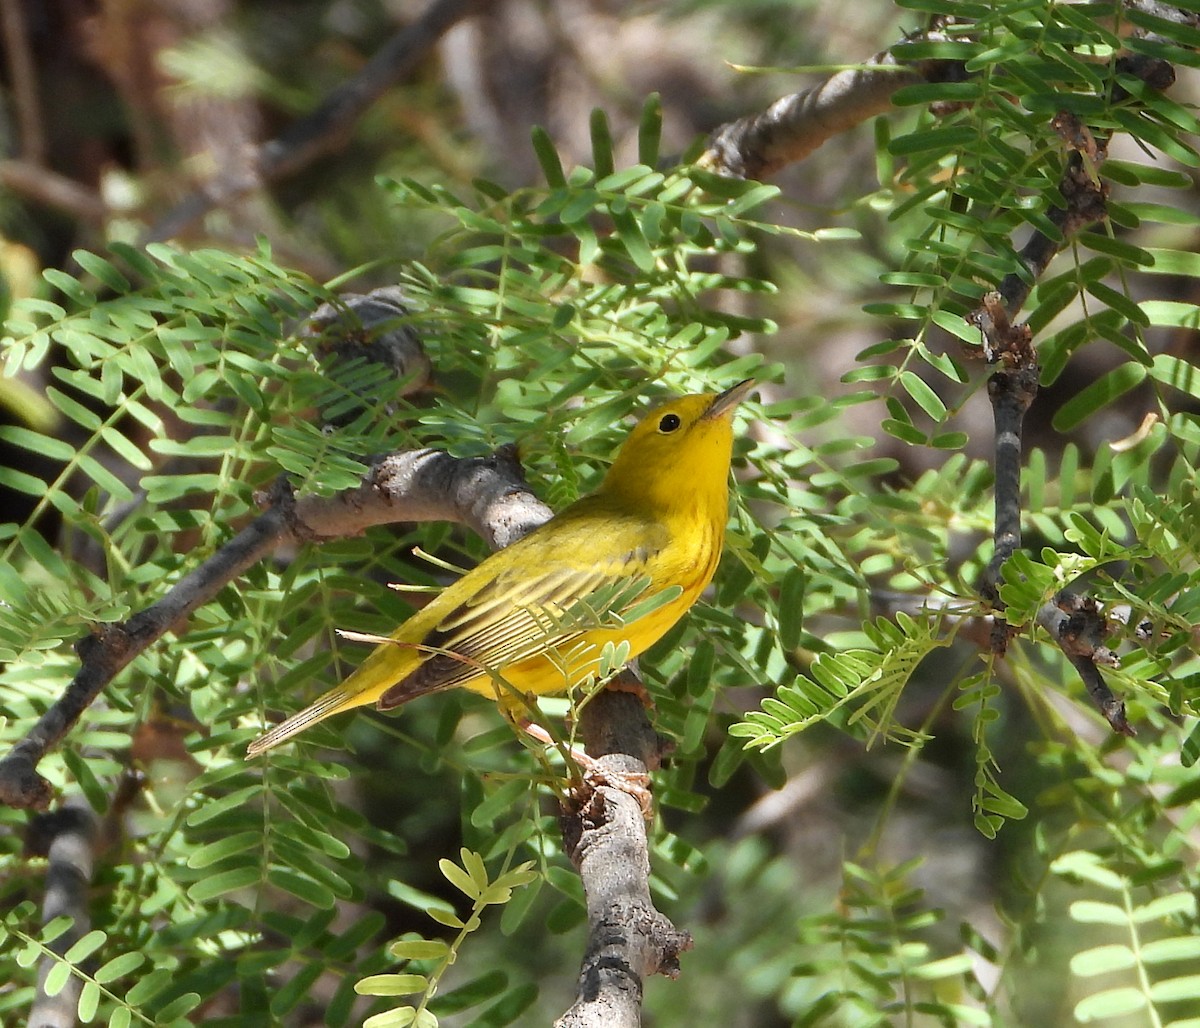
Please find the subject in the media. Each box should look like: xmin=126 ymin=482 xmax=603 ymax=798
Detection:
xmin=599 ymin=379 xmax=755 ymax=514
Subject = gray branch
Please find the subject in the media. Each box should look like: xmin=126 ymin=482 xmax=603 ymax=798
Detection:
xmin=701 ymin=40 xmax=959 ymax=181
xmin=703 ymin=54 xmax=916 ymax=181
xmin=556 ymin=688 xmax=690 ymax=1028
xmin=28 ymin=795 xmax=99 ymax=1028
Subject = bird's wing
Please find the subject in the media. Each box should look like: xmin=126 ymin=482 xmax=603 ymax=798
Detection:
xmin=378 ymin=517 xmax=667 ymax=708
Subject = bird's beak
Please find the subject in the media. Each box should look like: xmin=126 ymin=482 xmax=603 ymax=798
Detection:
xmin=703 ymin=378 xmax=756 ymax=420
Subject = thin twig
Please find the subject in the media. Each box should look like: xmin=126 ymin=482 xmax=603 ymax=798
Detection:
xmin=969 ymin=292 xmax=1039 ymax=654
xmin=1037 ymin=594 xmax=1133 ymax=735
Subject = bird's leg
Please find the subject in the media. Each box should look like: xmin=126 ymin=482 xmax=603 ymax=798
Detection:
xmin=516 ymin=718 xmax=654 ymax=820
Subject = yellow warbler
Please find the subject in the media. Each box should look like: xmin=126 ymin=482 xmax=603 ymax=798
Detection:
xmin=248 ymin=380 xmax=753 ymax=756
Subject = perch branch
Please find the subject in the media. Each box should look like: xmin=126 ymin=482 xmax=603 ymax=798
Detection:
xmin=556 ymin=687 xmax=690 ymax=1028
xmin=146 ymin=0 xmax=485 ymax=241
xmin=701 ymin=24 xmax=1177 ymax=185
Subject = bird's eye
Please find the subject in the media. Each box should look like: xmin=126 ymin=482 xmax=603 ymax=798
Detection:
xmin=658 ymin=413 xmax=682 ymax=434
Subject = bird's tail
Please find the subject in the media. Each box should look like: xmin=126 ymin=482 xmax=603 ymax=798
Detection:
xmin=245 ymin=682 xmax=362 ymax=758
xmin=247 ymin=640 xmax=419 ymax=758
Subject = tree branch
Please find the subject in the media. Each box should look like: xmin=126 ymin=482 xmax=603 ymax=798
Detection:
xmin=701 ymin=38 xmax=961 ymax=181
xmin=27 ymin=795 xmax=100 ymax=1028
xmin=965 ymin=68 xmax=1172 ymax=730
xmin=556 ymin=689 xmax=690 ymax=1028
xmin=970 ymin=293 xmax=1039 ymax=648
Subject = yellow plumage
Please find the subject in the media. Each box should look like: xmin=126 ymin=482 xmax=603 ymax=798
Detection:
xmin=247 ymin=380 xmax=753 ymax=757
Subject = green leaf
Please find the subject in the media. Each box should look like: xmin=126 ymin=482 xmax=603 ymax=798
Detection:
xmin=267 ymin=868 xmax=336 ymax=909
xmin=1141 ymin=936 xmax=1200 ymax=964
xmin=77 ymin=978 xmax=100 ymax=1022
xmin=44 ymin=960 xmax=72 ymax=997
xmin=363 ymin=1008 xmax=417 ymax=1028
xmin=63 ymin=929 xmax=107 ymax=964
xmin=1132 ymin=891 xmax=1197 ymax=922
xmin=1148 ymin=974 xmax=1200 ymax=1002
xmin=154 ymin=992 xmax=201 ymax=1021
xmin=43 ymin=268 xmax=95 ymax=306
xmin=186 ymin=831 xmax=262 ymax=869
xmin=892 ymin=83 xmax=985 ymax=107
xmin=73 ymin=249 xmax=131 ymax=292
xmin=389 ymin=939 xmax=451 ymax=961
xmin=355 ymin=974 xmax=429 ymax=997
xmin=1074 ymin=987 xmax=1146 ymax=1021
xmin=610 ymin=208 xmax=655 ymax=272
xmin=0 ymin=425 xmax=75 ymax=461
xmin=1052 ymin=362 xmax=1148 ymax=432
xmin=94 ymin=951 xmax=145 ymax=984
xmin=1142 ymin=300 xmax=1200 ymax=329
xmin=899 ymin=371 xmax=947 ymax=421
xmin=1069 ymin=944 xmax=1135 ymax=976
xmin=530 ymin=127 xmax=566 ymax=188
xmin=1150 ymin=353 xmax=1200 ymax=399
xmin=889 ymin=126 xmax=980 ymax=156
xmin=186 ymin=866 xmax=260 ymax=903
xmin=910 ymin=954 xmax=974 ymax=979
xmin=1069 ymin=900 xmax=1128 ymax=925
xmin=123 ymin=968 xmax=173 ymax=1005
xmin=589 ymin=108 xmax=614 ymax=179
xmin=637 ymin=93 xmax=663 ymax=168
xmin=777 ymin=568 xmax=805 ymax=651
xmin=1085 ymin=280 xmax=1151 ymax=326
xmin=46 ymin=386 xmax=102 ymax=431
xmin=185 ymin=784 xmax=263 ymax=827
xmin=427 ymin=908 xmax=466 ymax=930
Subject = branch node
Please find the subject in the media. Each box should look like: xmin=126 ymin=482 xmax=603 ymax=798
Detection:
xmin=1037 ymin=600 xmax=1135 ymax=736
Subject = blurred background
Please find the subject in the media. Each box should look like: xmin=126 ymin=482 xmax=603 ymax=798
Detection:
xmin=3 ymin=1 xmax=1200 ymax=1026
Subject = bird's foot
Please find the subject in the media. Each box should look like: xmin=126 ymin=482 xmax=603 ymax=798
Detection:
xmin=570 ymin=764 xmax=654 ymax=822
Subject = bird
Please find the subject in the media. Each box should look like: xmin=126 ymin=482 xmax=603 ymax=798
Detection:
xmin=247 ymin=380 xmax=754 ymax=757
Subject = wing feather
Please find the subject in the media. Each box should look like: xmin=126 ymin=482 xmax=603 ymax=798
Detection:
xmin=378 ymin=516 xmax=668 ymax=708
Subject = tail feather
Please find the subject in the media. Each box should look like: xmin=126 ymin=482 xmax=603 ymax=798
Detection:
xmin=246 ymin=684 xmax=360 ymax=757
xmin=247 ymin=636 xmax=425 ymax=757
